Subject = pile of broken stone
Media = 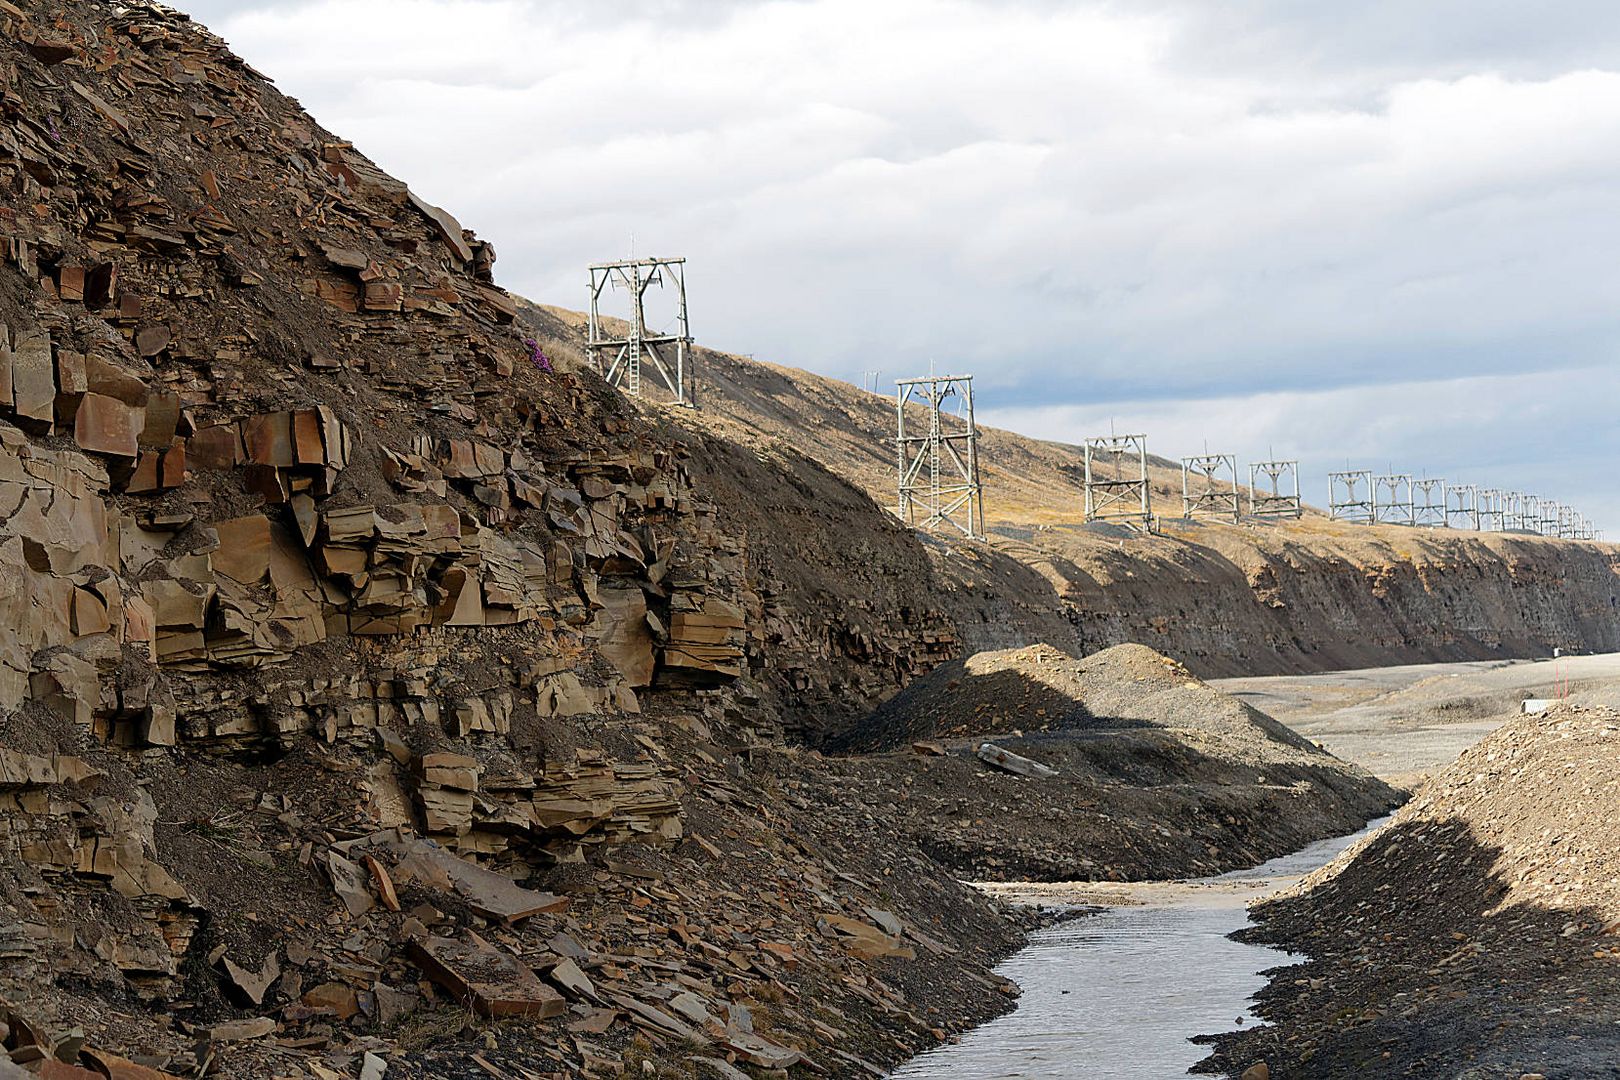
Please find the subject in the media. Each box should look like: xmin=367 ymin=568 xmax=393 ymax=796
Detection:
xmin=0 ymin=725 xmax=1001 ymax=1077
xmin=0 ymin=1 xmax=1007 ymax=1076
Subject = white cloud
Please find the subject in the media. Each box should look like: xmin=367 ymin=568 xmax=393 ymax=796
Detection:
xmin=184 ymin=0 xmax=1620 ymax=529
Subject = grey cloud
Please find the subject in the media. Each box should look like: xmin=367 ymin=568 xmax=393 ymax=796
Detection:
xmin=1126 ymin=0 xmax=1620 ymax=83
xmin=168 ymin=0 xmax=1620 ymax=528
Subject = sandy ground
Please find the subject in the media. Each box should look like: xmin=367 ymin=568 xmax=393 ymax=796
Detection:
xmin=1212 ymin=651 xmax=1620 ymax=787
xmin=982 ymin=876 xmax=1292 ymax=910
xmin=984 ymin=653 xmax=1620 ymax=908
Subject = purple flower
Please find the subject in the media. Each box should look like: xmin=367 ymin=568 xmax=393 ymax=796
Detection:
xmin=524 ymin=337 xmax=552 ymax=374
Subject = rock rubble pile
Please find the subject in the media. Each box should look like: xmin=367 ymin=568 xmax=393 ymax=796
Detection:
xmin=1207 ymin=705 xmax=1620 ymax=1078
xmin=817 ymin=644 xmax=1399 ymax=881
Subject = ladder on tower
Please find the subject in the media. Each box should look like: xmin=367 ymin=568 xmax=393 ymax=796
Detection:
xmin=625 ymin=262 xmax=642 ymax=397
xmin=625 ymin=325 xmax=641 ymax=397
xmin=928 ymin=388 xmax=943 ymax=525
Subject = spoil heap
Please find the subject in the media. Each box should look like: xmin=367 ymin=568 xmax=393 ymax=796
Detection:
xmin=1206 ymin=705 xmax=1620 ymax=1079
xmin=837 ymin=642 xmax=1318 ymax=751
xmin=821 ymin=645 xmax=1400 ymax=881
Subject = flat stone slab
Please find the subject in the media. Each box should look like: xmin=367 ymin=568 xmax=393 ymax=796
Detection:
xmin=407 ymin=934 xmax=564 ymax=1019
xmin=389 ymin=838 xmax=568 ymax=924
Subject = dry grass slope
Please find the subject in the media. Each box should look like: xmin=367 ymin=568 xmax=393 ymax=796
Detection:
xmin=524 ymin=302 xmax=1620 ymax=681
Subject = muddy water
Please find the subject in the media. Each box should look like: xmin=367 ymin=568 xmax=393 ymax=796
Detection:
xmin=894 ymin=823 xmax=1384 ymax=1079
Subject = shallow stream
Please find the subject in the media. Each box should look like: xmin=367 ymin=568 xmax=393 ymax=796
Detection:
xmin=893 ymin=823 xmax=1382 ymax=1079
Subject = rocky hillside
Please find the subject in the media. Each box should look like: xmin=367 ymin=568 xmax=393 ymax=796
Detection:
xmin=1205 ymin=704 xmax=1620 ymax=1078
xmin=527 ymin=311 xmax=1620 ymax=690
xmin=0 ymin=2 xmax=1011 ymax=1076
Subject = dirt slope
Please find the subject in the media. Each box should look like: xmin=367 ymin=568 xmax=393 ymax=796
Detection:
xmin=836 ymin=642 xmax=1317 ymax=752
xmin=1204 ymin=704 xmax=1620 ymax=1079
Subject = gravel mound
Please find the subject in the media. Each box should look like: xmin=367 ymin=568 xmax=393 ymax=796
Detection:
xmin=832 ymin=642 xmax=1316 ymax=753
xmin=815 ymin=644 xmax=1400 ymax=882
xmin=1205 ymin=704 xmax=1620 ymax=1078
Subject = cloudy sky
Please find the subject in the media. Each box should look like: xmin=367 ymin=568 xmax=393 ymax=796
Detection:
xmin=186 ymin=0 xmax=1620 ymax=530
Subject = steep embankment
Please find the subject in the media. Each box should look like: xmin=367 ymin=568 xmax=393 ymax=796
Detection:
xmin=525 ymin=311 xmax=1620 ymax=700
xmin=0 ymin=4 xmax=1012 ymax=1077
xmin=1205 ymin=705 xmax=1620 ymax=1079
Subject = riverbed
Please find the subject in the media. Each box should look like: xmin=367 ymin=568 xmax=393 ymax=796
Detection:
xmin=893 ymin=823 xmax=1384 ymax=1079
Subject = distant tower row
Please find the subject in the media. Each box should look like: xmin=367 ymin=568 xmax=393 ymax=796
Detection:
xmin=576 ymin=264 xmax=1601 ymax=542
xmin=1331 ymin=472 xmax=1597 ymax=539
xmin=882 ymin=398 xmax=1599 ymax=542
xmin=1079 ymin=435 xmax=1303 ymax=525
xmin=887 ymin=382 xmax=1316 ymax=538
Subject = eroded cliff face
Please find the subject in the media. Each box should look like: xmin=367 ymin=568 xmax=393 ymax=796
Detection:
xmin=0 ymin=3 xmax=982 ymax=1074
xmin=935 ymin=523 xmax=1620 ymax=681
xmin=585 ymin=345 xmax=1620 ymax=712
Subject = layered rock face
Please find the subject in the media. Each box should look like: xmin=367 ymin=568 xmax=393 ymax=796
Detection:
xmin=938 ymin=523 xmax=1620 ymax=678
xmin=0 ymin=0 xmax=967 ymax=757
xmin=0 ymin=3 xmax=987 ymax=1075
